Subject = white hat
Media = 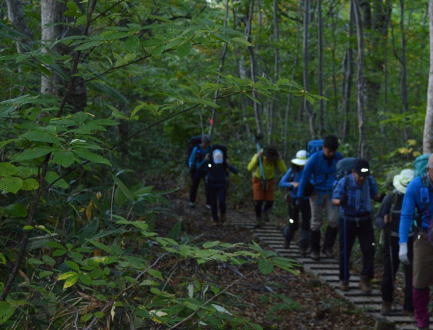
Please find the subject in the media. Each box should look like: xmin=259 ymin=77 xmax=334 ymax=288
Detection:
xmin=213 ymin=149 xmax=224 ymax=164
xmin=291 ymin=150 xmax=307 ymax=166
xmin=393 ymin=169 xmax=414 ymax=194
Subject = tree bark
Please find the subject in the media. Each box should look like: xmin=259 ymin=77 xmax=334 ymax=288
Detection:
xmin=208 ymin=0 xmax=229 ymax=138
xmin=267 ymin=0 xmax=280 ymax=143
xmin=303 ymin=0 xmax=315 ymax=137
xmin=352 ymin=0 xmax=367 ymax=158
xmin=5 ymin=0 xmax=33 ymax=53
xmin=41 ymin=0 xmax=66 ymax=96
xmin=399 ymin=0 xmax=409 ymax=122
xmin=423 ymin=0 xmax=433 ymax=153
xmin=246 ymin=0 xmax=263 ymax=136
xmin=317 ymin=0 xmax=324 ymax=136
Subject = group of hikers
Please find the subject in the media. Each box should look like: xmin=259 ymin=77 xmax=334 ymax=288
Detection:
xmin=187 ymin=134 xmax=433 ymax=330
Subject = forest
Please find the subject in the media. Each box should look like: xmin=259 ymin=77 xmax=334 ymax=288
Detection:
xmin=1 ymin=0 xmax=433 ymax=329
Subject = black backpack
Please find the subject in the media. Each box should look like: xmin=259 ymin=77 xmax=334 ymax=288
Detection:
xmin=186 ymin=135 xmax=203 ymax=167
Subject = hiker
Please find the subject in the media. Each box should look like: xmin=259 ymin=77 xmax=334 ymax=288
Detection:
xmin=297 ymin=136 xmax=343 ymax=260
xmin=279 ymin=150 xmax=311 ymax=256
xmin=199 ymin=146 xmax=238 ymax=225
xmin=399 ymin=154 xmax=433 ymax=330
xmin=188 ymin=135 xmax=211 ymax=208
xmin=376 ymin=169 xmax=414 ymax=315
xmin=247 ymin=146 xmax=287 ymax=227
xmin=332 ymin=158 xmax=378 ymax=293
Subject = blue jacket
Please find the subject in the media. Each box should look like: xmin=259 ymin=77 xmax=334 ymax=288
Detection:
xmin=297 ymin=151 xmax=343 ymax=197
xmin=399 ymin=176 xmax=433 ymax=243
xmin=332 ymin=174 xmax=378 ymax=217
xmin=279 ymin=167 xmax=307 ymax=200
xmin=188 ymin=145 xmax=211 ymax=170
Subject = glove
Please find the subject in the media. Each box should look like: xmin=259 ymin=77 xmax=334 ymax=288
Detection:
xmin=399 ymin=243 xmax=409 ymax=265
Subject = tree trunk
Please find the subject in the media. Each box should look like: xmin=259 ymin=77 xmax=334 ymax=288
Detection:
xmin=303 ymin=0 xmax=315 ymax=137
xmin=399 ymin=0 xmax=409 ymax=123
xmin=208 ymin=0 xmax=229 ymax=138
xmin=41 ymin=0 xmax=66 ymax=96
xmin=267 ymin=0 xmax=280 ymax=143
xmin=317 ymin=0 xmax=324 ymax=136
xmin=341 ymin=3 xmax=354 ymax=142
xmin=423 ymin=0 xmax=433 ymax=153
xmin=5 ymin=0 xmax=33 ymax=53
xmin=246 ymin=0 xmax=263 ymax=136
xmin=352 ymin=0 xmax=367 ymax=158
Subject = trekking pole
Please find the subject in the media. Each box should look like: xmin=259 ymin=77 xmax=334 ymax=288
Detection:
xmin=255 ymin=134 xmax=267 ymax=190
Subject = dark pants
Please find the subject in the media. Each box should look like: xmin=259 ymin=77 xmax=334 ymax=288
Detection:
xmin=254 ymin=200 xmax=273 ymax=218
xmin=286 ymin=198 xmax=311 ymax=250
xmin=209 ymin=184 xmax=226 ymax=222
xmin=189 ymin=170 xmax=210 ymax=204
xmin=339 ymin=216 xmax=375 ymax=281
xmin=381 ymin=231 xmax=413 ymax=310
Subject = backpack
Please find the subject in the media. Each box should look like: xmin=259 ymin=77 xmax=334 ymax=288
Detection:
xmin=307 ymin=139 xmax=323 ymax=157
xmin=414 ymin=154 xmax=431 ymax=177
xmin=419 ymin=175 xmax=433 ymax=242
xmin=186 ymin=135 xmax=202 ymax=167
xmin=336 ymin=157 xmax=357 ymax=180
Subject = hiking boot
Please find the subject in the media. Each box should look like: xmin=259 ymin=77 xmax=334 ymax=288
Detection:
xmin=381 ymin=302 xmax=392 ymax=315
xmin=189 ymin=202 xmax=196 ymax=208
xmin=340 ymin=281 xmax=349 ymax=291
xmin=311 ymin=251 xmax=320 ymax=261
xmin=359 ymin=278 xmax=371 ymax=295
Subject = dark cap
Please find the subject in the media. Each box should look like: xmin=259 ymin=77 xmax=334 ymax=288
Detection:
xmin=354 ymin=158 xmax=370 ymax=177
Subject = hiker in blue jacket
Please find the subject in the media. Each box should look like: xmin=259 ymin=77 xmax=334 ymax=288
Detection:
xmin=332 ymin=158 xmax=378 ymax=293
xmin=399 ymin=154 xmax=433 ymax=330
xmin=279 ymin=150 xmax=311 ymax=256
xmin=199 ymin=147 xmax=238 ymax=225
xmin=188 ymin=135 xmax=211 ymax=208
xmin=297 ymin=136 xmax=343 ymax=260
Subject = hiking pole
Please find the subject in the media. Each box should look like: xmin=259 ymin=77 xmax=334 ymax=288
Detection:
xmin=255 ymin=134 xmax=267 ymax=190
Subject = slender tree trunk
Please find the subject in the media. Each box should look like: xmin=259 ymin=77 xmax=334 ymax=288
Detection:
xmin=352 ymin=0 xmax=367 ymax=158
xmin=209 ymin=0 xmax=229 ymax=138
xmin=41 ymin=0 xmax=66 ymax=96
xmin=423 ymin=0 xmax=433 ymax=153
xmin=5 ymin=0 xmax=33 ymax=53
xmin=246 ymin=0 xmax=263 ymax=136
xmin=399 ymin=0 xmax=409 ymax=120
xmin=317 ymin=0 xmax=324 ymax=135
xmin=303 ymin=0 xmax=315 ymax=137
xmin=267 ymin=0 xmax=280 ymax=143
xmin=341 ymin=4 xmax=354 ymax=142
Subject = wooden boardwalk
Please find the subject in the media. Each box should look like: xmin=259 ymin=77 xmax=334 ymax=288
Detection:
xmin=229 ymin=213 xmax=432 ymax=330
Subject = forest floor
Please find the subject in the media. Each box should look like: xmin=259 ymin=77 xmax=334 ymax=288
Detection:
xmin=155 ymin=191 xmax=379 ymax=329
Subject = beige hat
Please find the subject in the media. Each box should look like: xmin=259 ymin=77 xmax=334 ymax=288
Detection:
xmin=291 ymin=150 xmax=307 ymax=166
xmin=393 ymin=169 xmax=415 ymax=194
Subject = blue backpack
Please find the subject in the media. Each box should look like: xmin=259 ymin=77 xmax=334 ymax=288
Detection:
xmin=414 ymin=154 xmax=431 ymax=177
xmin=307 ymin=139 xmax=323 ymax=157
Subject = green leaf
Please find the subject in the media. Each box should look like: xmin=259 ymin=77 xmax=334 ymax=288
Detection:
xmin=0 ymin=162 xmax=18 ymax=176
xmin=42 ymin=255 xmax=55 ymax=266
xmin=0 ymin=302 xmax=16 ymax=325
xmin=65 ymin=260 xmax=80 ymax=272
xmin=0 ymin=139 xmax=17 ymax=149
xmin=73 ymin=149 xmax=111 ymax=166
xmin=5 ymin=203 xmax=27 ymax=217
xmin=258 ymin=259 xmax=274 ymax=275
xmin=80 ymin=313 xmax=93 ymax=322
xmin=203 ymin=241 xmax=221 ymax=249
xmin=12 ymin=146 xmax=56 ymax=162
xmin=21 ymin=130 xmax=61 ymax=144
xmin=57 ymin=271 xmax=76 ymax=280
xmin=52 ymin=150 xmax=76 ymax=167
xmin=63 ymin=273 xmax=79 ymax=289
xmin=39 ymin=271 xmax=53 ymax=278
xmin=0 ymin=253 xmax=6 ymax=264
xmin=53 ymin=249 xmax=67 ymax=257
xmin=148 ymin=269 xmax=163 ymax=280
xmin=21 ymin=178 xmax=39 ymax=191
xmin=46 ymin=171 xmax=69 ymax=189
xmin=0 ymin=177 xmax=23 ymax=193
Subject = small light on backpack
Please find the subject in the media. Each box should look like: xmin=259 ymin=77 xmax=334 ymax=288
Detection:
xmin=208 ymin=164 xmax=212 ymax=168
xmin=289 ymin=218 xmax=294 ymax=224
xmin=361 ymin=168 xmax=369 ymax=173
